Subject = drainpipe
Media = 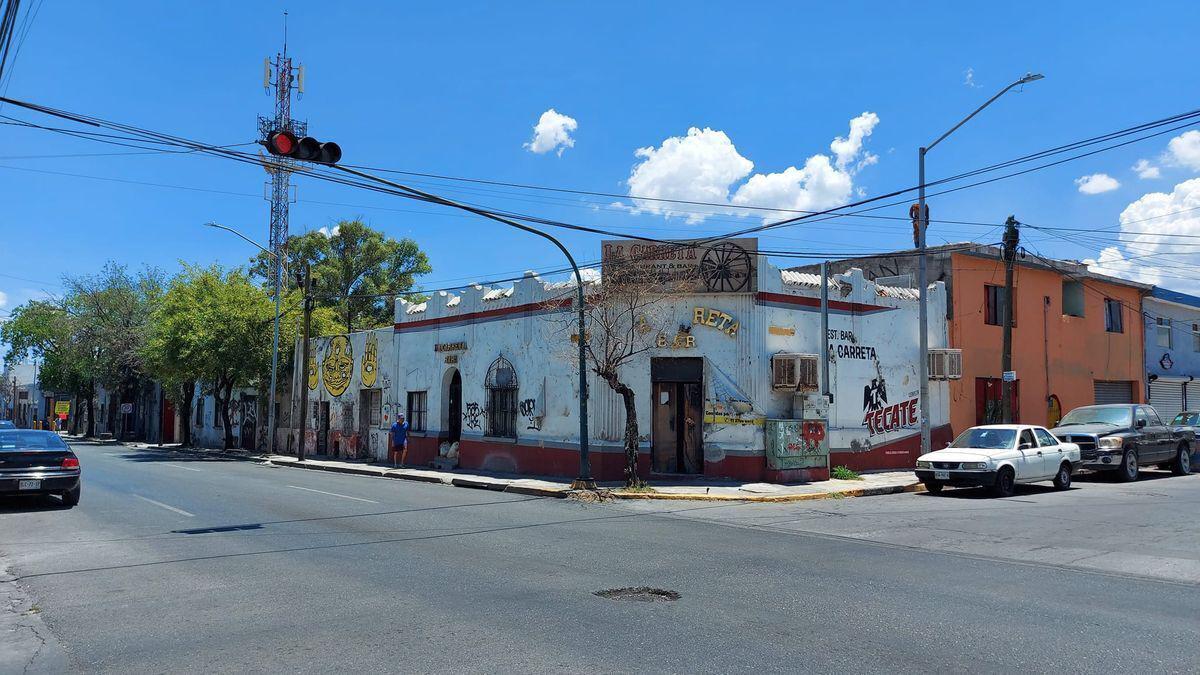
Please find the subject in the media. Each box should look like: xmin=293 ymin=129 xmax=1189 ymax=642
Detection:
xmin=820 ymin=261 xmax=830 ymax=400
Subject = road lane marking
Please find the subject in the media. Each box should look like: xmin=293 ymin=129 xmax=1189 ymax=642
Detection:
xmin=286 ymin=485 xmax=379 ymax=503
xmin=103 ymin=453 xmax=124 ymax=457
xmin=160 ymin=463 xmax=203 ymax=472
xmin=133 ymin=494 xmax=195 ymax=517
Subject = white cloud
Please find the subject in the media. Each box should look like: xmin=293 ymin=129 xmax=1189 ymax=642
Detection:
xmin=624 ymin=127 xmax=754 ymax=223
xmin=0 ymin=290 xmax=7 ymax=309
xmin=318 ymin=224 xmax=340 ymax=238
xmin=829 ymin=112 xmax=880 ymax=171
xmin=963 ymin=67 xmax=981 ymax=89
xmin=523 ymin=108 xmax=578 ymax=156
xmin=1133 ymin=159 xmax=1161 ymax=179
xmin=1084 ymin=177 xmax=1200 ymax=292
xmin=621 ymin=113 xmax=879 ymax=223
xmin=1075 ymin=173 xmax=1121 ymax=194
xmin=1167 ymin=130 xmax=1200 ymax=171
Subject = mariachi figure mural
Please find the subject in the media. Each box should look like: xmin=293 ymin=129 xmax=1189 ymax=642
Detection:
xmin=322 ymin=335 xmax=354 ymax=397
xmin=361 ymin=332 xmax=379 ymax=388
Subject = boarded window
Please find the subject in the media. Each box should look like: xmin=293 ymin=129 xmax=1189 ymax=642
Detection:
xmin=369 ymin=390 xmax=382 ymax=427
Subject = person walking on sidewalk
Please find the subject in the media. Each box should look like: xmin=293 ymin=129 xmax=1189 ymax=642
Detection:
xmin=389 ymin=413 xmax=410 ymax=467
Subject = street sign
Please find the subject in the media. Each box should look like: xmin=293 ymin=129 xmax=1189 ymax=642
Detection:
xmin=1002 ymin=371 xmax=1017 ymax=382
xmin=53 ymin=401 xmax=70 ymax=415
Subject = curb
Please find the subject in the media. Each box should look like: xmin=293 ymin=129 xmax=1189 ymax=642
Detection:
xmin=89 ymin=440 xmax=920 ymax=503
xmin=609 ymin=481 xmax=924 ymax=503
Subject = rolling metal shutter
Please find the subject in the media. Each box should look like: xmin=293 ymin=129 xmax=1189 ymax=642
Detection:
xmin=1093 ymin=380 xmax=1134 ymax=405
xmin=1185 ymin=381 xmax=1200 ymax=414
xmin=1149 ymin=380 xmax=1185 ymax=421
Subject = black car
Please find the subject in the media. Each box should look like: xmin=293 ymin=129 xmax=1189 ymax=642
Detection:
xmin=0 ymin=430 xmax=81 ymax=507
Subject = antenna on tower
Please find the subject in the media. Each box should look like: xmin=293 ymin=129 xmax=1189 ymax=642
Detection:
xmin=297 ymin=64 xmax=305 ymax=96
xmin=282 ymin=10 xmax=289 ymax=58
xmin=263 ymin=57 xmax=271 ymax=92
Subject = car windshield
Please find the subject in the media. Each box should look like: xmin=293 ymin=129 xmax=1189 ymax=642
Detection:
xmin=0 ymin=420 xmax=14 ymax=429
xmin=949 ymin=428 xmax=1016 ymax=449
xmin=1057 ymin=407 xmax=1132 ymax=427
xmin=0 ymin=430 xmax=69 ymax=451
xmin=1172 ymin=412 xmax=1199 ymax=426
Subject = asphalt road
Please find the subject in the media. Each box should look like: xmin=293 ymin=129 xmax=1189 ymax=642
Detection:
xmin=1 ymin=441 xmax=1197 ymax=674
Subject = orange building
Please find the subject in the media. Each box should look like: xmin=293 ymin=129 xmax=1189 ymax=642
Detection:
xmin=798 ymin=244 xmax=1150 ymax=435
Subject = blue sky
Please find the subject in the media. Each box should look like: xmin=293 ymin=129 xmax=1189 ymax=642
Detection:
xmin=3 ymin=0 xmax=1200 ymax=319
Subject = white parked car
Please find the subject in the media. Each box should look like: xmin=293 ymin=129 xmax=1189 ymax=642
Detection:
xmin=915 ymin=424 xmax=1081 ymax=497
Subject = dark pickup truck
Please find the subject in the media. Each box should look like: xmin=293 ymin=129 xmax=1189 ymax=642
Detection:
xmin=1051 ymin=404 xmax=1192 ymax=481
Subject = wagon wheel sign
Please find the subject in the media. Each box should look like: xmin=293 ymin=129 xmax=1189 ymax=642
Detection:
xmin=699 ymin=242 xmax=752 ymax=292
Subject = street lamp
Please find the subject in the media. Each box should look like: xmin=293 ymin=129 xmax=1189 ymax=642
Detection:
xmin=916 ymin=72 xmax=1043 ymax=455
xmin=203 ymin=222 xmax=284 ymax=458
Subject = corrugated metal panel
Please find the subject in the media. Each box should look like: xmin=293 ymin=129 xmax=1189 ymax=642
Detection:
xmin=1149 ymin=380 xmax=1185 ymax=421
xmin=1094 ymin=380 xmax=1135 ymax=405
xmin=1185 ymin=381 xmax=1200 ymax=414
xmin=590 ymin=374 xmax=623 ymax=442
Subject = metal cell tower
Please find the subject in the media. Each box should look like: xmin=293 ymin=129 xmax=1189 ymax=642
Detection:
xmin=258 ymin=13 xmax=306 ymax=454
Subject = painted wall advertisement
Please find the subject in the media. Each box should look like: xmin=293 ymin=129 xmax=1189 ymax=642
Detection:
xmin=600 ymin=237 xmax=758 ymax=294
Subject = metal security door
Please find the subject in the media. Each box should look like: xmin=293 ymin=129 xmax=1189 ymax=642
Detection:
xmin=317 ymin=401 xmax=330 ymax=454
xmin=1094 ymin=380 xmax=1135 ymax=405
xmin=1149 ymin=380 xmax=1185 ymax=421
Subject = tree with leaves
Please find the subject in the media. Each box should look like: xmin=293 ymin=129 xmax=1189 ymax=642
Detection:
xmin=1 ymin=300 xmax=98 ymax=435
xmin=145 ymin=265 xmax=337 ymax=450
xmin=250 ymin=219 xmax=431 ymax=332
xmin=549 ymin=261 xmax=693 ymax=488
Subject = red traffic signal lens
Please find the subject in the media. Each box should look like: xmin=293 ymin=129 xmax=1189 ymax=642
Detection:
xmin=267 ymin=131 xmax=297 ymax=156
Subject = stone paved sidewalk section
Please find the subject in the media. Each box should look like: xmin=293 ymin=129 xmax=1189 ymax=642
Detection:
xmin=109 ymin=439 xmax=924 ymax=502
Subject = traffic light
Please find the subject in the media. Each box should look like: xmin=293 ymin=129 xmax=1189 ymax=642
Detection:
xmin=263 ymin=130 xmax=342 ymax=165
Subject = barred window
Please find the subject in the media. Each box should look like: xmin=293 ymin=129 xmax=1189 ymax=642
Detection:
xmin=485 ymin=355 xmax=518 ymax=439
xmin=406 ymin=391 xmax=427 ymax=432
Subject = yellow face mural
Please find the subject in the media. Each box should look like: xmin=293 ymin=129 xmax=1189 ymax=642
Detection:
xmin=361 ymin=333 xmax=379 ymax=388
xmin=307 ymin=357 xmax=319 ymax=390
xmin=322 ymin=336 xmax=354 ymax=397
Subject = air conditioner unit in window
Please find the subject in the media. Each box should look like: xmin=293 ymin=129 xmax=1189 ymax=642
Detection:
xmin=772 ymin=353 xmax=820 ymax=391
xmin=928 ymin=349 xmax=963 ymax=380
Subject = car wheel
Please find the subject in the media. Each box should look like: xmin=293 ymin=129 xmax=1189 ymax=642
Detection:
xmin=923 ymin=480 xmax=944 ymax=494
xmin=991 ymin=466 xmax=1016 ymax=497
xmin=1116 ymin=449 xmax=1139 ymax=483
xmin=1172 ymin=444 xmax=1191 ymax=475
xmin=60 ymin=484 xmax=80 ymax=508
xmin=1053 ymin=462 xmax=1072 ymax=490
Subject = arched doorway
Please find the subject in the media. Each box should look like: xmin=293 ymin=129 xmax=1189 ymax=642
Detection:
xmin=447 ymin=370 xmax=462 ymax=444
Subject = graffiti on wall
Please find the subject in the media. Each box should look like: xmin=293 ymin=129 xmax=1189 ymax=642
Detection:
xmin=519 ymin=398 xmax=542 ymax=431
xmin=323 ymin=336 xmax=354 ymax=397
xmin=463 ymin=401 xmax=484 ymax=430
xmin=361 ymin=333 xmax=379 ymax=388
xmin=863 ymin=378 xmax=887 ymax=412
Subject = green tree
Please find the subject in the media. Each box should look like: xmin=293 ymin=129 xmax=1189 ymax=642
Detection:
xmin=61 ymin=263 xmax=164 ymax=439
xmin=1 ymin=300 xmax=98 ymax=435
xmin=145 ymin=265 xmax=336 ymax=450
xmin=250 ymin=219 xmax=431 ymax=333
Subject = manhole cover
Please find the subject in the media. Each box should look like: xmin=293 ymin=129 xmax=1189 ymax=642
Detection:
xmin=594 ymin=587 xmax=680 ymax=602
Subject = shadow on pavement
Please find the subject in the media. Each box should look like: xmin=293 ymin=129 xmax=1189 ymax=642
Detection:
xmin=0 ymin=495 xmax=70 ymax=512
xmin=917 ymin=483 xmax=1072 ymax=500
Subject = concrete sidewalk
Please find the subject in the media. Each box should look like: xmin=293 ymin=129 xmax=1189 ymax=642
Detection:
xmin=106 ymin=438 xmax=924 ymax=502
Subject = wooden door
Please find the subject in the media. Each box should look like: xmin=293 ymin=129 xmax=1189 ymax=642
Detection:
xmin=161 ymin=398 xmax=175 ymax=444
xmin=680 ymin=382 xmax=703 ymax=474
xmin=651 ymin=383 xmax=677 ymax=473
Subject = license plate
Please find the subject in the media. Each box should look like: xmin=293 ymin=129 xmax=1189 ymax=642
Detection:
xmin=933 ymin=470 xmax=950 ymax=480
xmin=18 ymin=479 xmax=41 ymax=491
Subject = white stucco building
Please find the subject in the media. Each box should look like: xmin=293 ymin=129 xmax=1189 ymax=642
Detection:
xmin=296 ymin=239 xmax=954 ymax=482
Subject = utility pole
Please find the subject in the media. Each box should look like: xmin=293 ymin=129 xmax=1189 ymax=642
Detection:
xmin=296 ymin=263 xmax=313 ymax=462
xmin=259 ymin=12 xmax=306 ymax=456
xmin=1000 ymin=216 xmax=1020 ymax=424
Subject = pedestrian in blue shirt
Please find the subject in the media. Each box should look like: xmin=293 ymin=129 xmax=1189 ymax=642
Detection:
xmin=390 ymin=413 xmax=410 ymax=467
